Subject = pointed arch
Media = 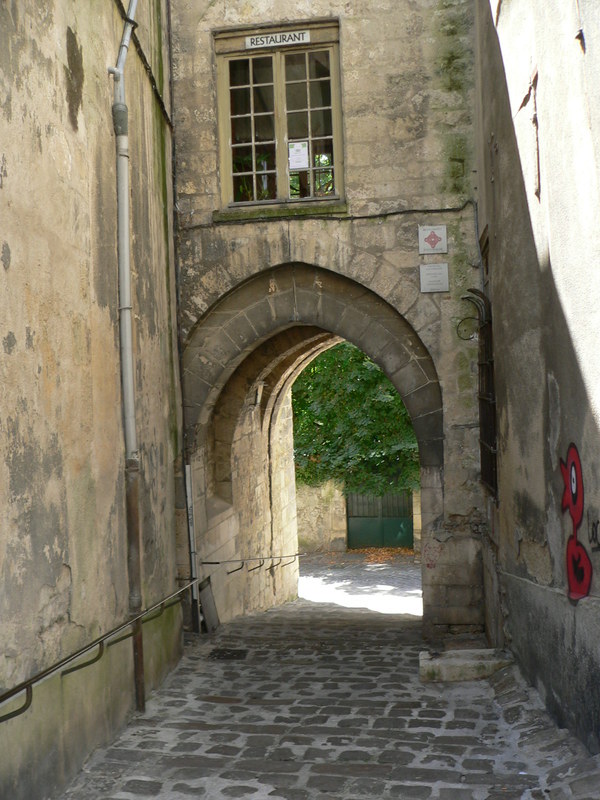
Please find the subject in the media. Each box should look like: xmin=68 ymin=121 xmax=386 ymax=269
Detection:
xmin=182 ymin=263 xmax=443 ymax=468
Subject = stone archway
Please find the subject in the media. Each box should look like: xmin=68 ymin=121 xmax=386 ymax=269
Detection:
xmin=183 ymin=263 xmax=443 ymax=464
xmin=181 ymin=262 xmax=450 ymax=629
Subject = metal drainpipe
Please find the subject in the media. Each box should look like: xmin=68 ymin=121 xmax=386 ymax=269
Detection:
xmin=108 ymin=0 xmax=145 ymax=713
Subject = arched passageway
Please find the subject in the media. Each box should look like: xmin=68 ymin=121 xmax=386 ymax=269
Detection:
xmin=181 ymin=263 xmax=454 ymax=632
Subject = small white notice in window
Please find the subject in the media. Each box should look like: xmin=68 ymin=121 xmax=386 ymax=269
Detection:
xmin=420 ymin=263 xmax=449 ymax=293
xmin=288 ymin=141 xmax=309 ymax=170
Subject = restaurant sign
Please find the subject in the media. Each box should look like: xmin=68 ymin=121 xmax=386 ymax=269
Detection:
xmin=246 ymin=30 xmax=311 ymax=49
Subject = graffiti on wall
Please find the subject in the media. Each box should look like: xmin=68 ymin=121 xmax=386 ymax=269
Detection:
xmin=560 ymin=443 xmax=593 ymax=601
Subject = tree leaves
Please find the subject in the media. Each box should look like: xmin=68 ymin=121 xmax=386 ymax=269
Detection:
xmin=292 ymin=343 xmax=420 ymax=495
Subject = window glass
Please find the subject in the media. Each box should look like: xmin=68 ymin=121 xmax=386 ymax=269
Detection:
xmin=230 ymin=86 xmax=250 ymax=116
xmin=315 ymin=168 xmax=334 ymax=196
xmin=256 ymin=173 xmax=276 ymax=201
xmin=290 ymin=170 xmax=310 ymax=198
xmin=285 ymin=53 xmax=306 ymax=81
xmin=255 ymin=143 xmax=276 ymax=171
xmin=252 ymin=57 xmax=273 ymax=84
xmin=230 ymin=59 xmax=250 ymax=86
xmin=310 ymin=108 xmax=332 ymax=137
xmin=309 ymin=51 xmax=330 ymax=79
xmin=231 ymin=116 xmax=251 ymax=144
xmin=312 ymin=139 xmax=332 ymax=161
xmin=232 ymin=145 xmax=253 ymax=174
xmin=287 ymin=111 xmax=309 ymax=140
xmin=223 ymin=37 xmax=340 ymax=204
xmin=254 ymin=114 xmax=274 ymax=142
xmin=310 ymin=80 xmax=331 ymax=108
xmin=233 ymin=174 xmax=254 ymax=202
xmin=253 ymin=84 xmax=274 ymax=113
xmin=286 ymin=82 xmax=308 ymax=111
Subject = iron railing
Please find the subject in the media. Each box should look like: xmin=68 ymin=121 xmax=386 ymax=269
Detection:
xmin=0 ymin=553 xmax=301 ymax=725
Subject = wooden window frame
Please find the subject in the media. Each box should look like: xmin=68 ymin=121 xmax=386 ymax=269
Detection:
xmin=215 ymin=20 xmax=343 ymax=209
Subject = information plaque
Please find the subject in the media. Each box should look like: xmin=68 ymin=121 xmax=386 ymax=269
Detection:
xmin=420 ymin=263 xmax=449 ymax=293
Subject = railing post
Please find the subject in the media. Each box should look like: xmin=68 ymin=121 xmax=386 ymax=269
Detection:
xmin=132 ymin=617 xmax=145 ymax=713
xmin=126 ymin=458 xmax=145 ymax=712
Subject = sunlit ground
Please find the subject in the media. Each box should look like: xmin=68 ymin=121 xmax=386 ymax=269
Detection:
xmin=298 ymin=562 xmax=423 ymax=616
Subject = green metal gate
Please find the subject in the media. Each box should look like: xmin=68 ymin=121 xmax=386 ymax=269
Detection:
xmin=346 ymin=491 xmax=413 ymax=549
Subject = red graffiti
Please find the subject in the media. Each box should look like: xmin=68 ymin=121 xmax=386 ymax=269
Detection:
xmin=560 ymin=444 xmax=592 ymax=601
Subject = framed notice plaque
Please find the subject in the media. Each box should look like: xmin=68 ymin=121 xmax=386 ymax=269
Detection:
xmin=418 ymin=225 xmax=448 ymax=254
xmin=420 ymin=263 xmax=449 ymax=293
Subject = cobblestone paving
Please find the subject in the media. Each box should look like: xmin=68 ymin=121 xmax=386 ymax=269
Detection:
xmin=63 ymin=554 xmax=599 ymax=799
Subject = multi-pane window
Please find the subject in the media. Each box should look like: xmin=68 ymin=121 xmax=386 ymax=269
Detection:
xmin=216 ymin=23 xmax=342 ymax=206
xmin=229 ymin=56 xmax=277 ymax=202
xmin=284 ymin=50 xmax=334 ymax=200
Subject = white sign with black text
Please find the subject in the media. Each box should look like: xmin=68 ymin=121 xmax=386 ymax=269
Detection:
xmin=246 ymin=30 xmax=311 ymax=49
xmin=288 ymin=141 xmax=309 ymax=170
xmin=420 ymin=263 xmax=449 ymax=293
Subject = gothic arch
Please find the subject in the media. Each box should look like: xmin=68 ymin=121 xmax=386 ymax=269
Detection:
xmin=182 ymin=262 xmax=443 ymax=468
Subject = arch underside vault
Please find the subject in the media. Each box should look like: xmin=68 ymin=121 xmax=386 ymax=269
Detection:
xmin=181 ymin=263 xmax=448 ymax=627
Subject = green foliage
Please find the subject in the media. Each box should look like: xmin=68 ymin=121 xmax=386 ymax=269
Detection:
xmin=292 ymin=343 xmax=420 ymax=495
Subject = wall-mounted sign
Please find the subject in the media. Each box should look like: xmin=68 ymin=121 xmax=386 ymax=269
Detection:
xmin=420 ymin=263 xmax=449 ymax=293
xmin=246 ymin=30 xmax=310 ymax=49
xmin=288 ymin=141 xmax=309 ymax=170
xmin=418 ymin=225 xmax=448 ymax=254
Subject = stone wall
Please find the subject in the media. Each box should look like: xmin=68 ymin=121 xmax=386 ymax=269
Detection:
xmin=189 ymin=357 xmax=300 ymax=624
xmin=296 ymin=481 xmax=347 ymax=553
xmin=172 ymin=0 xmax=486 ymax=636
xmin=475 ymin=0 xmax=600 ymax=751
xmin=0 ymin=1 xmax=183 ymax=796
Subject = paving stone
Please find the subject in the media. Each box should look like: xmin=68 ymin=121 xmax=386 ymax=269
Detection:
xmin=389 ymin=785 xmax=432 ymax=798
xmin=171 ymin=784 xmax=206 ymax=796
xmin=122 ymin=779 xmax=163 ymax=795
xmin=61 ymin=553 xmax=600 ymax=800
xmin=222 ymin=785 xmax=260 ymax=796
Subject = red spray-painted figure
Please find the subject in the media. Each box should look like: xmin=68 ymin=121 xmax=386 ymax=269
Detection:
xmin=560 ymin=443 xmax=592 ymax=601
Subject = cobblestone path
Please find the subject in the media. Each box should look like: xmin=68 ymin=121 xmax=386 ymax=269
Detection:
xmin=63 ymin=554 xmax=599 ymax=799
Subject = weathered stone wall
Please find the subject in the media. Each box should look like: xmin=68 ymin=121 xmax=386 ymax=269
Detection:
xmin=296 ymin=481 xmax=347 ymax=553
xmin=475 ymin=0 xmax=600 ymax=751
xmin=0 ymin=1 xmax=182 ymax=796
xmin=172 ymin=0 xmax=486 ymax=635
xmin=191 ymin=380 xmax=299 ymax=623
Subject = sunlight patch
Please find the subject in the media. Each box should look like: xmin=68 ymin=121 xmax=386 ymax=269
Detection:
xmin=298 ymin=575 xmax=423 ymax=616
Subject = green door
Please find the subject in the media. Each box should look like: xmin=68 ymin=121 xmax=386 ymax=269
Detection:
xmin=346 ymin=491 xmax=413 ymax=549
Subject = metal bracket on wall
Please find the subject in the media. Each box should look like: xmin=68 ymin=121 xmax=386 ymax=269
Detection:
xmin=462 ymin=287 xmax=491 ymax=325
xmin=247 ymin=558 xmax=264 ymax=572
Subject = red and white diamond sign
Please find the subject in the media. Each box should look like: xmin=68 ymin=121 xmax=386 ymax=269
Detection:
xmin=418 ymin=225 xmax=447 ymax=254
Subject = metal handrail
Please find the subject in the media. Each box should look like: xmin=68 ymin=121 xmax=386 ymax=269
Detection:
xmin=0 ymin=576 xmax=202 ymax=724
xmin=0 ymin=552 xmax=305 ymax=725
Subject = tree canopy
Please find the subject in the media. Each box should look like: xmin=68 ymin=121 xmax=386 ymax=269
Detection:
xmin=291 ymin=342 xmax=420 ymax=495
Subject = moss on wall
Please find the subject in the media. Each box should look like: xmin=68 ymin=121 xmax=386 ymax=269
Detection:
xmin=442 ymin=132 xmax=471 ymax=196
xmin=435 ymin=1 xmax=472 ymax=93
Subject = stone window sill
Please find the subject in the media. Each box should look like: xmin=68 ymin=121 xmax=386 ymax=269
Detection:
xmin=213 ymin=200 xmax=348 ymax=224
